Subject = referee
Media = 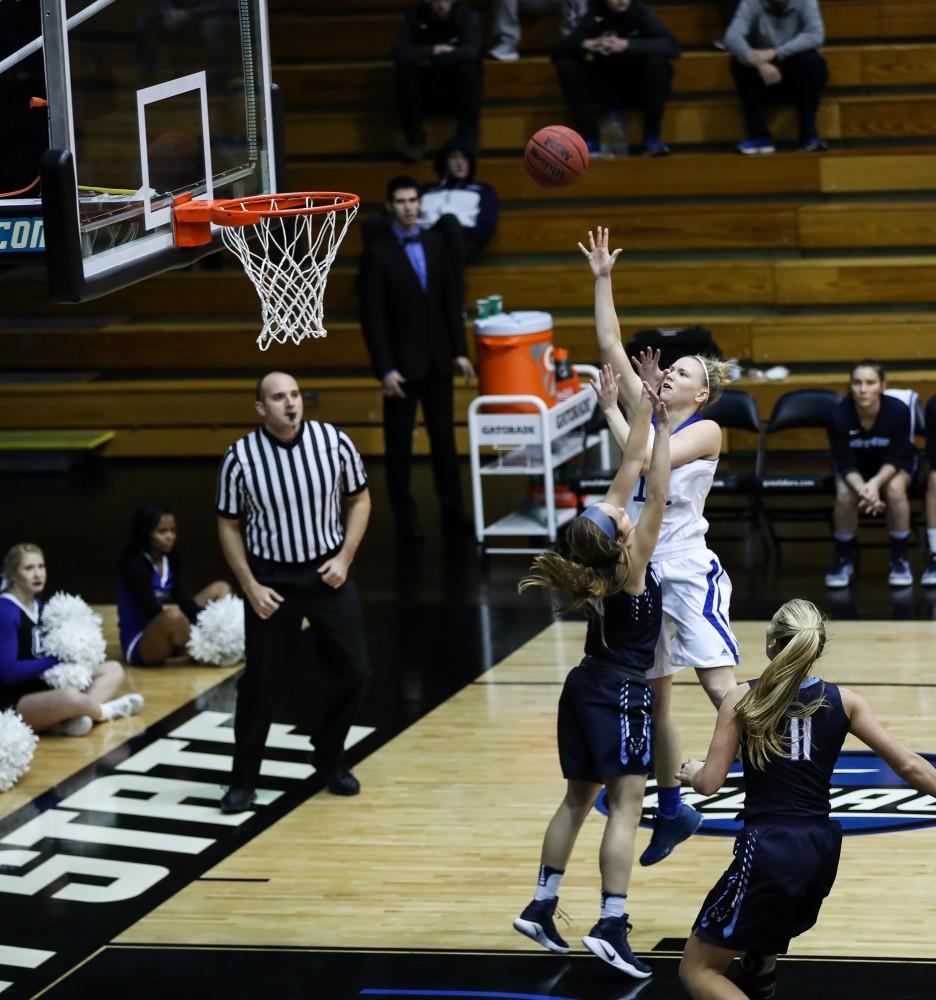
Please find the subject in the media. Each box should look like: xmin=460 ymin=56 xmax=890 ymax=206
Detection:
xmin=216 ymin=371 xmax=372 ymax=813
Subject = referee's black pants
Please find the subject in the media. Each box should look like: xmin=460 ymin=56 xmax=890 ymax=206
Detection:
xmin=383 ymin=372 xmax=464 ymax=532
xmin=230 ymin=561 xmax=371 ymax=791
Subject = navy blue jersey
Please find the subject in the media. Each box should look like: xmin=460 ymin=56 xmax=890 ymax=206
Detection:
xmin=117 ymin=553 xmax=177 ymax=651
xmin=741 ymin=679 xmax=851 ymax=823
xmin=828 ymin=395 xmax=915 ymax=481
xmin=583 ymin=564 xmax=661 ymax=674
xmin=926 ymin=395 xmax=936 ymax=468
xmin=0 ymin=593 xmax=57 ymax=696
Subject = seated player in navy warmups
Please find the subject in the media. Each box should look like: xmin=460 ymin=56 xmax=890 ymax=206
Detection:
xmin=1 ymin=543 xmax=143 ymax=736
xmin=824 ymin=360 xmax=917 ymax=590
xmin=677 ymin=598 xmax=936 ymax=999
xmin=512 ymin=366 xmax=670 ymax=979
xmin=117 ymin=501 xmax=231 ymax=665
xmin=922 ymin=393 xmax=936 ymax=587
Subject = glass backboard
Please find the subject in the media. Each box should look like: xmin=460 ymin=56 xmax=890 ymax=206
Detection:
xmin=1 ymin=0 xmax=278 ymax=301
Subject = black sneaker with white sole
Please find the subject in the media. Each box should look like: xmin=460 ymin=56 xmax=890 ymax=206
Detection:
xmin=922 ymin=553 xmax=936 ymax=587
xmin=512 ymin=896 xmax=570 ymax=953
xmin=582 ymin=915 xmax=652 ymax=978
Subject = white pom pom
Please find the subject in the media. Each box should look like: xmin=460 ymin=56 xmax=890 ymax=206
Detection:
xmin=187 ymin=595 xmax=245 ymax=667
xmin=39 ymin=592 xmax=107 ymax=668
xmin=41 ymin=661 xmax=94 ymax=691
xmin=0 ymin=709 xmax=39 ymax=792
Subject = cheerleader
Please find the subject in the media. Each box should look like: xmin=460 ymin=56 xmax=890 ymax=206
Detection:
xmin=117 ymin=501 xmax=231 ymax=665
xmin=1 ymin=544 xmax=143 ymax=736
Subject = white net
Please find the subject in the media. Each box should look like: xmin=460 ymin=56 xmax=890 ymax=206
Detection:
xmin=220 ymin=195 xmax=358 ymax=351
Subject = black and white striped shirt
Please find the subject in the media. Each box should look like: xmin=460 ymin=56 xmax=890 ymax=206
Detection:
xmin=216 ymin=421 xmax=368 ymax=563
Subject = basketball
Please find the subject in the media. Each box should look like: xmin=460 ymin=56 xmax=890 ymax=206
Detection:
xmin=523 ymin=125 xmax=589 ymax=188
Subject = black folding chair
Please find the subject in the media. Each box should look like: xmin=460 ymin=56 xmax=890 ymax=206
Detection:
xmin=758 ymin=389 xmax=841 ymax=555
xmin=700 ymin=389 xmax=764 ymax=565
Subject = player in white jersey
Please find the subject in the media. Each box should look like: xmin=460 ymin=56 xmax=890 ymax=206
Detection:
xmin=580 ymin=227 xmax=739 ymax=866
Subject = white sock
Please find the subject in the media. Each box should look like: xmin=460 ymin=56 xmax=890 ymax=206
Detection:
xmin=928 ymin=528 xmax=936 ymax=554
xmin=600 ymin=891 xmax=627 ymax=919
xmin=534 ymin=864 xmax=564 ymax=901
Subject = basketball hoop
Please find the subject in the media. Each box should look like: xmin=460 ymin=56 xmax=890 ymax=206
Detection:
xmin=173 ymin=191 xmax=359 ymax=350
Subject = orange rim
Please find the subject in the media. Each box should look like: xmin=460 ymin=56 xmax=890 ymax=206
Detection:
xmin=172 ymin=191 xmax=359 ymax=247
xmin=182 ymin=191 xmax=358 ymax=226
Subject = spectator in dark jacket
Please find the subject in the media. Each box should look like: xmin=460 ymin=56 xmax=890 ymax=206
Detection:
xmin=724 ymin=0 xmax=827 ymax=154
xmin=418 ymin=137 xmax=498 ymax=261
xmin=393 ymin=0 xmax=482 ymax=162
xmin=553 ymin=0 xmax=680 ymax=157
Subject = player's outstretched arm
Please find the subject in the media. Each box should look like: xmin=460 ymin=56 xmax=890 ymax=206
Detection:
xmin=578 ymin=227 xmax=643 ymax=414
xmin=842 ymin=688 xmax=936 ymax=796
xmin=678 ymin=685 xmax=746 ymax=795
xmin=603 ymin=367 xmax=650 ymax=509
xmin=591 ymin=362 xmax=631 ymax=454
xmin=629 ymin=382 xmax=671 ymax=567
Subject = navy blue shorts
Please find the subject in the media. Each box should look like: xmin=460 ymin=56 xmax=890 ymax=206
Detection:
xmin=694 ymin=820 xmax=842 ymax=955
xmin=556 ymin=661 xmax=654 ymax=782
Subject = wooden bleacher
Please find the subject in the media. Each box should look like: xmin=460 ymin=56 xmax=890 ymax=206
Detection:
xmin=1 ymin=0 xmax=935 ymax=458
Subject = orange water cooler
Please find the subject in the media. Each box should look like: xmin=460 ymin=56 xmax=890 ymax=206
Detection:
xmin=474 ymin=311 xmax=556 ymax=412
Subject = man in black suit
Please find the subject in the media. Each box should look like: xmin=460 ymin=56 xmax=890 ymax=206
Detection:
xmin=359 ymin=176 xmax=474 ymax=542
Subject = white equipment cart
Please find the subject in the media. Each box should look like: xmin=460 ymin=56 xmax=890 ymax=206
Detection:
xmin=468 ymin=364 xmax=608 ymax=555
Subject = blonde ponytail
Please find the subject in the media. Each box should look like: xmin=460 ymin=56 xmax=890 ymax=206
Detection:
xmin=735 ymin=599 xmax=828 ymax=770
xmin=696 ymin=356 xmax=736 ymax=406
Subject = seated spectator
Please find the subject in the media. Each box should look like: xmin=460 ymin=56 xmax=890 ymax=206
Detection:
xmin=553 ymin=0 xmax=680 ymax=158
xmin=419 ymin=137 xmax=498 ymax=261
xmin=488 ymin=0 xmax=586 ymax=62
xmin=924 ymin=395 xmax=936 ymax=586
xmin=724 ymin=0 xmax=827 ymax=154
xmin=1 ymin=543 xmax=143 ymax=736
xmin=118 ymin=501 xmax=231 ymax=665
xmin=392 ymin=0 xmax=482 ymax=163
xmin=825 ymin=361 xmax=917 ymax=590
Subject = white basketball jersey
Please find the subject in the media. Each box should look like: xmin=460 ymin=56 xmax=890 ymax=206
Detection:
xmin=625 ymin=423 xmax=717 ymax=560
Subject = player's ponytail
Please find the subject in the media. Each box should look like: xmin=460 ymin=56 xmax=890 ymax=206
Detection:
xmin=734 ymin=599 xmax=828 ymax=770
xmin=695 ymin=356 xmax=736 ymax=406
xmin=519 ymin=515 xmax=631 ymax=632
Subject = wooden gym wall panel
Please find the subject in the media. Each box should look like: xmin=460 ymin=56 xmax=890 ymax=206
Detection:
xmin=796 ymin=204 xmax=936 ymax=249
xmin=283 ymin=101 xmax=843 ymax=156
xmin=0 ymin=326 xmax=376 ymax=370
xmin=751 ymin=321 xmax=936 ymax=363
xmin=819 ymin=152 xmax=936 ymax=193
xmin=291 ymin=154 xmax=823 ymax=203
xmin=276 ymin=46 xmax=932 ymax=107
xmin=773 ymin=258 xmax=936 ymax=305
xmin=839 ymin=97 xmax=936 ymax=139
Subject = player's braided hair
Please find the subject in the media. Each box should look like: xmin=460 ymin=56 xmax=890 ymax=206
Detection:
xmin=518 ymin=516 xmax=632 ymax=638
xmin=734 ymin=599 xmax=829 ymax=770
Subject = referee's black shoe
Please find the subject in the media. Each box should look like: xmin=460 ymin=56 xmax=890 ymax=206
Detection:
xmin=310 ymin=750 xmax=361 ymax=796
xmin=220 ymin=787 xmax=256 ymax=814
xmin=326 ymin=765 xmax=361 ymax=796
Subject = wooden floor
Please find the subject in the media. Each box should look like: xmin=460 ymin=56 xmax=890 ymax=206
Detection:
xmin=105 ymin=618 xmax=936 ymax=962
xmin=0 ymin=607 xmax=239 ymax=823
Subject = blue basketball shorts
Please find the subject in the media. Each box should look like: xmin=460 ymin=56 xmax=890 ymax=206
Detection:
xmin=556 ymin=661 xmax=654 ymax=782
xmin=693 ymin=820 xmax=842 ymax=955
